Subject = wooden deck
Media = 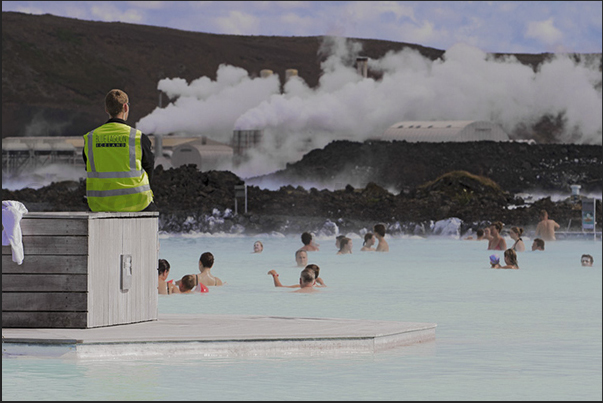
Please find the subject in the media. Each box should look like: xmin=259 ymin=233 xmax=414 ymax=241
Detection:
xmin=2 ymin=313 xmax=437 ymax=359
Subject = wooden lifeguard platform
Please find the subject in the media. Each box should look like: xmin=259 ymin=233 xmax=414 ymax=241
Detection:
xmin=2 ymin=211 xmax=436 ymax=358
xmin=2 ymin=211 xmax=159 ymax=329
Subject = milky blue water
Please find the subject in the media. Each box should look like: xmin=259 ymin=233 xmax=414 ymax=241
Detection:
xmin=3 ymin=233 xmax=602 ymax=401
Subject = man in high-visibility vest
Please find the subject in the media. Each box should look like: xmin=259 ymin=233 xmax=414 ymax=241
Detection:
xmin=83 ymin=89 xmax=156 ymax=212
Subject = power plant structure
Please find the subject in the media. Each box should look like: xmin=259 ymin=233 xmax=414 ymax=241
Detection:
xmin=4 ymin=65 xmax=514 ymax=179
xmin=380 ymin=121 xmax=510 ymax=142
xmin=170 ymin=136 xmax=234 ymax=170
xmin=2 ymin=137 xmax=80 ymax=176
xmin=356 ymin=56 xmax=369 ymax=78
xmin=285 ymin=69 xmax=299 ymax=81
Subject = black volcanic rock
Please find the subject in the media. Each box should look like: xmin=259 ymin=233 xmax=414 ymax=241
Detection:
xmin=253 ymin=140 xmax=603 ymax=195
xmin=3 ymin=140 xmax=601 ymax=236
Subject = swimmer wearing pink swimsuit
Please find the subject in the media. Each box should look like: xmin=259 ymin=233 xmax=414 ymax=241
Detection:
xmin=489 ymin=238 xmax=505 ymax=250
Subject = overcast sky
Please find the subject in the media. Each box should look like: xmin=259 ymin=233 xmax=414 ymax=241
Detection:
xmin=3 ymin=1 xmax=602 ymax=54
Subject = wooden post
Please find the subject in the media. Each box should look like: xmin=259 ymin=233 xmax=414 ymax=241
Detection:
xmin=234 ymin=184 xmax=246 ymax=215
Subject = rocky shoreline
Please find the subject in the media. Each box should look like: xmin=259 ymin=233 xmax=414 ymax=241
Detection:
xmin=3 ymin=140 xmax=601 ymax=238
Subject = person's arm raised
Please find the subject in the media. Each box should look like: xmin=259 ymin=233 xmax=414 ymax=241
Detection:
xmin=267 ymin=270 xmax=299 ymax=288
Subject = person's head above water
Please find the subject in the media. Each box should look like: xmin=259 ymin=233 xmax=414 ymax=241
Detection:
xmin=489 ymin=221 xmax=503 ymax=235
xmin=295 ymin=249 xmax=308 ymax=267
xmin=373 ymin=224 xmax=386 ymax=238
xmin=532 ymin=238 xmax=545 ymax=251
xmin=178 ymin=274 xmax=196 ymax=292
xmin=301 ymin=232 xmax=313 ymax=245
xmin=299 ymin=265 xmax=318 ymax=287
xmin=338 ymin=237 xmax=353 ymax=254
xmin=199 ymin=252 xmax=214 ymax=270
xmin=158 ymin=259 xmax=170 ymax=276
xmin=504 ymin=248 xmax=519 ymax=267
xmin=581 ymin=254 xmax=594 ymax=267
xmin=510 ymin=226 xmax=523 ymax=238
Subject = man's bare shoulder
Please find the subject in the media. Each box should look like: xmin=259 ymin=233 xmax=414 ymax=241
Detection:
xmin=376 ymin=244 xmax=389 ymax=252
xmin=293 ymin=287 xmax=319 ymax=293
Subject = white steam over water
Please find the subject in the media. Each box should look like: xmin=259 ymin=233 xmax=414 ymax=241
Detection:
xmin=136 ymin=37 xmax=602 ymax=178
xmin=2 ymin=164 xmax=84 ymax=191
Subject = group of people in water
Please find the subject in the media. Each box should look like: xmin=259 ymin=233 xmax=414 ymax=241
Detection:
xmin=468 ymin=209 xmax=558 ymax=270
xmin=472 ymin=209 xmax=594 ymax=269
xmin=158 ymin=210 xmax=595 ymax=293
xmin=331 ymin=224 xmax=390 ymax=254
xmin=157 ymin=251 xmax=223 ymax=294
xmin=266 ymin=224 xmax=390 ymax=292
xmin=157 ymin=224 xmax=390 ymax=294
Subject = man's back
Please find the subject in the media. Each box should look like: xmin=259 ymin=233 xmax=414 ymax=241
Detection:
xmin=197 ymin=271 xmax=223 ymax=286
xmin=375 ymin=236 xmax=389 ymax=252
xmin=536 ymin=219 xmax=560 ymax=241
xmin=293 ymin=286 xmax=319 ymax=293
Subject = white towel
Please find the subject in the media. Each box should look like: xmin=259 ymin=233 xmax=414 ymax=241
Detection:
xmin=2 ymin=200 xmax=29 ymax=265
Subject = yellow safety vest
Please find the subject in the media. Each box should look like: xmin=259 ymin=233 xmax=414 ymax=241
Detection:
xmin=83 ymin=122 xmax=153 ymax=212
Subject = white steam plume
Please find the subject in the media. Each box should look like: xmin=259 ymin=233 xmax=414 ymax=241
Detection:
xmin=135 ymin=36 xmax=602 ymax=179
xmin=137 ymin=64 xmax=281 ymax=142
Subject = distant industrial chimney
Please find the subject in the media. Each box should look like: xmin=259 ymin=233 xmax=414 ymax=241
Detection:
xmin=154 ymin=134 xmax=163 ymax=158
xmin=285 ymin=69 xmax=298 ymax=81
xmin=356 ymin=56 xmax=368 ymax=78
xmin=232 ymin=129 xmax=263 ymax=155
xmin=260 ymin=69 xmax=273 ymax=78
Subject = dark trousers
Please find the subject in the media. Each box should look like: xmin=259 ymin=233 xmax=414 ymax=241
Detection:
xmin=142 ymin=202 xmax=159 ymax=212
xmin=84 ymin=198 xmax=159 ymax=212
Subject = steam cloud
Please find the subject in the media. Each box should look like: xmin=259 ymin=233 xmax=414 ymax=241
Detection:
xmin=136 ymin=36 xmax=602 ymax=178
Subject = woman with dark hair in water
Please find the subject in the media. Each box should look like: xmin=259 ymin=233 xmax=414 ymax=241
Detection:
xmin=486 ymin=221 xmax=507 ymax=251
xmin=360 ymin=233 xmax=376 ymax=251
xmin=337 ymin=237 xmax=353 ymax=254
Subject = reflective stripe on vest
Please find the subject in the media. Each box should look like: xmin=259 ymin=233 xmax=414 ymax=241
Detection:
xmin=86 ymin=184 xmax=152 ymax=198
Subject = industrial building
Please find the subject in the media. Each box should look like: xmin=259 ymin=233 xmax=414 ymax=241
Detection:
xmin=170 ymin=136 xmax=233 ymax=170
xmin=2 ymin=135 xmax=234 ymax=175
xmin=381 ymin=120 xmax=510 ymax=142
xmin=2 ymin=137 xmax=79 ymax=175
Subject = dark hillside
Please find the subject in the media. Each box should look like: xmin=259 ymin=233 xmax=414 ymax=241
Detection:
xmin=2 ymin=11 xmax=446 ymax=138
xmin=4 ymin=11 xmax=592 ymax=140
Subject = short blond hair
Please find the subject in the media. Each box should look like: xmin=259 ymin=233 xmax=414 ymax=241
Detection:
xmin=105 ymin=89 xmax=128 ymax=117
